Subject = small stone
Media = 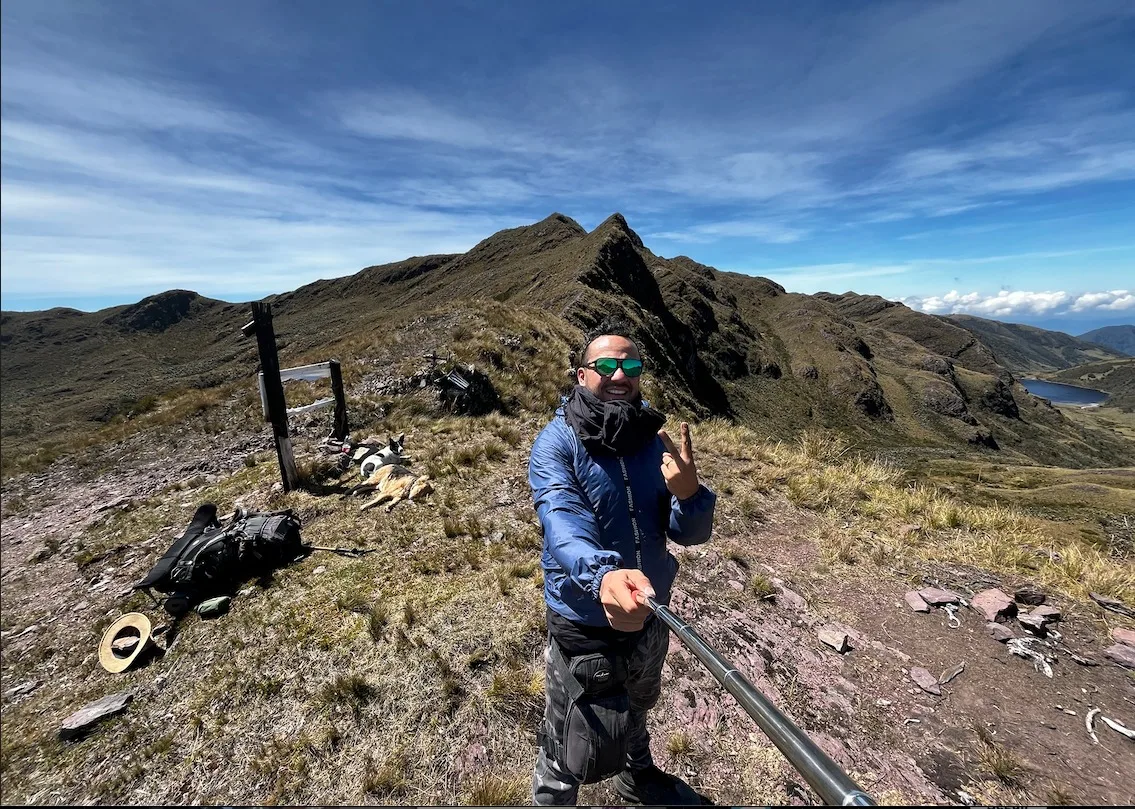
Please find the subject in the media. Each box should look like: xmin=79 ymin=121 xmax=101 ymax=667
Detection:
xmin=3 ymin=680 xmax=41 ymax=699
xmin=918 ymin=587 xmax=962 ymax=606
xmin=1018 ymin=613 xmax=1048 ymax=634
xmin=939 ymin=662 xmax=965 ymax=684
xmin=905 ymin=591 xmax=931 ymax=613
xmin=1030 ymin=605 xmax=1062 ymax=624
xmin=909 ymin=667 xmax=941 ymax=696
xmin=986 ymin=622 xmax=1015 ymax=642
xmin=727 ymin=579 xmax=743 ymax=591
xmin=1112 ymin=627 xmax=1135 ymax=647
xmin=818 ymin=627 xmax=850 ymax=654
xmin=875 ymin=698 xmax=892 ymax=708
xmin=71 ymin=601 xmax=89 ymax=613
xmin=489 ymin=531 xmax=505 ymax=543
xmin=312 ymin=566 xmax=327 ymax=575
xmin=95 ymin=496 xmax=132 ymax=513
xmin=14 ymin=624 xmax=40 ymax=638
xmin=1104 ymin=643 xmax=1135 ymax=669
xmin=1014 ymin=586 xmax=1046 ymax=606
xmin=111 ymin=637 xmax=139 ymax=654
xmin=59 ymin=690 xmax=133 ymax=740
xmin=971 ymin=588 xmax=1016 ymax=621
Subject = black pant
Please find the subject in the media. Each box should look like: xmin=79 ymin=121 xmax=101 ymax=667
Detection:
xmin=531 ymin=616 xmax=670 ymax=805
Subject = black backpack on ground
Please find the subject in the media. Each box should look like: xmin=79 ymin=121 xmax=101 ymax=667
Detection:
xmin=135 ymin=503 xmax=304 ymax=617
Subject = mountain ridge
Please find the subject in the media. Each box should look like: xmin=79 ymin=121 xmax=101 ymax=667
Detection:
xmin=1078 ymin=324 xmax=1135 ymax=356
xmin=3 ymin=213 xmax=1132 ymax=469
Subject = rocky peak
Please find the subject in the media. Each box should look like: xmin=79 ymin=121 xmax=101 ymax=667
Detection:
xmin=592 ymin=212 xmax=645 ymax=249
xmin=105 ymin=290 xmax=205 ymax=333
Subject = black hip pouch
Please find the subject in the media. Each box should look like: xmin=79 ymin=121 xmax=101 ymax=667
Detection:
xmin=548 ymin=642 xmax=632 ymax=784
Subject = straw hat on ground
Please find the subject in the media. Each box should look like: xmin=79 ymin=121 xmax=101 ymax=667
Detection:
xmin=98 ymin=613 xmax=153 ymax=673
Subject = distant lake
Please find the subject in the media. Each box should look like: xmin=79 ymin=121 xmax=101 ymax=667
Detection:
xmin=1021 ymin=378 xmax=1109 ymax=406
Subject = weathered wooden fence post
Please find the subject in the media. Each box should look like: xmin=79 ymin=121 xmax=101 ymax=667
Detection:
xmin=329 ymin=359 xmax=348 ymax=442
xmin=249 ymin=302 xmax=298 ymax=492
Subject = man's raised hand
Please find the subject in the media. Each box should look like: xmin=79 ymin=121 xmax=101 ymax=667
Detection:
xmin=658 ymin=422 xmax=699 ymax=501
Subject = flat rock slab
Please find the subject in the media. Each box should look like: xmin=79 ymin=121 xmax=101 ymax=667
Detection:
xmin=1030 ymin=605 xmax=1062 ymax=623
xmin=1089 ymin=592 xmax=1135 ymax=619
xmin=1112 ymin=627 xmax=1135 ymax=647
xmin=772 ymin=579 xmax=807 ymax=612
xmin=59 ymin=690 xmax=133 ymax=740
xmin=972 ymin=588 xmax=1016 ymax=621
xmin=1014 ymin=586 xmax=1046 ymax=606
xmin=909 ymin=667 xmax=941 ymax=696
xmin=986 ymin=622 xmax=1015 ymax=643
xmin=1104 ymin=643 xmax=1135 ymax=669
xmin=905 ymin=591 xmax=931 ymax=613
xmin=918 ymin=587 xmax=962 ymax=606
xmin=1018 ymin=613 xmax=1048 ymax=634
xmin=818 ymin=627 xmax=850 ymax=654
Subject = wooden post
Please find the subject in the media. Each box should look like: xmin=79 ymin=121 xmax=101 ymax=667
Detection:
xmin=329 ymin=359 xmax=348 ymax=442
xmin=250 ymin=302 xmax=298 ymax=492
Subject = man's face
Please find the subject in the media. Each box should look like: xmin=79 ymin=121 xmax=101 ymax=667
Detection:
xmin=577 ymin=335 xmax=642 ymax=402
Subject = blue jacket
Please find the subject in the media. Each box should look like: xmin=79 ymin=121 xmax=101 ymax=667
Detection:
xmin=529 ymin=405 xmax=717 ymax=627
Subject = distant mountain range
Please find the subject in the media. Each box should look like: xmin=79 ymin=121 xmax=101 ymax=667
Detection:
xmin=1078 ymin=325 xmax=1135 ymax=356
xmin=3 ymin=213 xmax=1132 ymax=468
xmin=944 ymin=315 xmax=1127 ymax=374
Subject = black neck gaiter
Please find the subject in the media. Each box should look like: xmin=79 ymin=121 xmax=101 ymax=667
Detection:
xmin=563 ymin=386 xmax=665 ymax=457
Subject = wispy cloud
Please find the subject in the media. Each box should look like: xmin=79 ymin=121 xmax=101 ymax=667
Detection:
xmin=648 ymin=219 xmax=809 ymax=245
xmin=1 ymin=0 xmax=1132 ymax=310
xmin=741 ymin=263 xmax=912 ymax=293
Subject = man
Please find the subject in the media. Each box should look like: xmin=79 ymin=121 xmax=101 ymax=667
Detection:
xmin=528 ymin=320 xmax=716 ymax=806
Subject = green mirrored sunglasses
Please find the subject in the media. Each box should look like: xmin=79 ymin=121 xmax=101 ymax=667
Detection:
xmin=585 ymin=357 xmax=644 ymax=377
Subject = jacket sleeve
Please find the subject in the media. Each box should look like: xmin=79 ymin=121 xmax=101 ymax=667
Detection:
xmin=529 ymin=425 xmax=622 ymax=602
xmin=667 ymin=484 xmax=716 ymax=546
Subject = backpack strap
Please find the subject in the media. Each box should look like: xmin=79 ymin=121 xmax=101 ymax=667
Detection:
xmin=135 ymin=503 xmax=219 ymax=589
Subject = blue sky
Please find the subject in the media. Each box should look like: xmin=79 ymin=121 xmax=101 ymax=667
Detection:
xmin=2 ymin=0 xmax=1133 ymax=333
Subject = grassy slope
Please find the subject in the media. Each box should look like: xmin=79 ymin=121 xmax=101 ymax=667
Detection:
xmin=2 ymin=304 xmax=1133 ymax=805
xmin=946 ymin=314 xmax=1126 ymax=373
xmin=1078 ymin=324 xmax=1135 ymax=356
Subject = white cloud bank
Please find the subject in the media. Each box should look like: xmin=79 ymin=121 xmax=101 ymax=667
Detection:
xmin=904 ymin=289 xmax=1134 ymax=317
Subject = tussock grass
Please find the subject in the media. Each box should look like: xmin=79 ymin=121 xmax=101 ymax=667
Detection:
xmin=486 ymin=666 xmax=544 ymax=721
xmin=706 ymin=423 xmax=1134 ymax=602
xmin=750 ymin=573 xmax=776 ymax=599
xmin=363 ymin=751 xmax=408 ymax=798
xmin=667 ymin=731 xmax=695 ymax=758
xmin=972 ymin=725 xmax=1029 ymax=787
xmin=463 ymin=773 xmax=527 ymax=806
xmin=319 ymin=674 xmax=377 ymax=714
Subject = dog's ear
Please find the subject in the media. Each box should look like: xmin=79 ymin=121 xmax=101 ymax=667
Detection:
xmin=396 ymin=432 xmax=405 ymax=448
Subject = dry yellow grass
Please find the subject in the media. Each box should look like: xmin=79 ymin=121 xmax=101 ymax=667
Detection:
xmin=707 ymin=424 xmax=1134 ymax=603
